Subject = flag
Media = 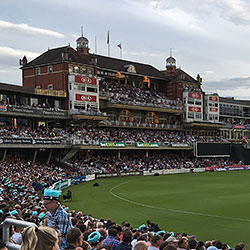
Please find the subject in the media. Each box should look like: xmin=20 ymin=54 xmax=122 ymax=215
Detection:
xmin=107 ymin=31 xmax=110 ymax=44
xmin=117 ymin=43 xmax=122 ymax=49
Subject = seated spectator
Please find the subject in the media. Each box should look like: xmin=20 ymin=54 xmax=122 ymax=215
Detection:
xmin=65 ymin=228 xmax=83 ymax=250
xmin=177 ymin=237 xmax=188 ymax=250
xmin=115 ymin=230 xmax=133 ymax=250
xmin=134 ymin=241 xmax=148 ymax=250
xmin=148 ymin=235 xmax=163 ymax=250
xmin=235 ymin=243 xmax=246 ymax=250
xmin=88 ymin=231 xmax=103 ymax=250
xmin=102 ymin=227 xmax=120 ymax=250
xmin=20 ymin=226 xmax=59 ymax=250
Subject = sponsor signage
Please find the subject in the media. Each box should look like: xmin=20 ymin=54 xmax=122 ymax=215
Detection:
xmin=34 ymin=139 xmax=61 ymax=144
xmin=96 ymin=173 xmax=118 ymax=178
xmin=75 ymin=76 xmax=97 ymax=85
xmin=136 ymin=142 xmax=159 ymax=148
xmin=188 ymin=106 xmax=201 ymax=112
xmin=188 ymin=92 xmax=202 ymax=99
xmin=75 ymin=94 xmax=97 ymax=103
xmin=171 ymin=142 xmax=189 ymax=147
xmin=0 ymin=105 xmax=7 ymax=112
xmin=205 ymin=165 xmax=250 ymax=172
xmin=120 ymin=172 xmax=142 ymax=176
xmin=209 ymin=107 xmax=218 ymax=112
xmin=96 ymin=172 xmax=142 ymax=178
xmin=245 ymin=125 xmax=250 ymax=130
xmin=7 ymin=106 xmax=66 ymax=117
xmin=100 ymin=142 xmax=126 ymax=147
xmin=0 ymin=138 xmax=61 ymax=144
xmin=233 ymin=125 xmax=245 ymax=129
xmin=209 ymin=96 xmax=218 ymax=101
xmin=71 ymin=176 xmax=86 ymax=184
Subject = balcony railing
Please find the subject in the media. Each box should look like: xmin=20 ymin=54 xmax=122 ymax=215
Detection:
xmin=101 ymin=120 xmax=182 ymax=129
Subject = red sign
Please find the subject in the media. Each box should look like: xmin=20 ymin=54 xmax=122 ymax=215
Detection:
xmin=209 ymin=107 xmax=218 ymax=112
xmin=188 ymin=92 xmax=202 ymax=99
xmin=233 ymin=125 xmax=245 ymax=129
xmin=188 ymin=106 xmax=201 ymax=112
xmin=75 ymin=94 xmax=97 ymax=103
xmin=209 ymin=96 xmax=218 ymax=101
xmin=75 ymin=76 xmax=97 ymax=85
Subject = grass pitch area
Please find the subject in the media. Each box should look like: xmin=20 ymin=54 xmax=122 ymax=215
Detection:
xmin=62 ymin=171 xmax=250 ymax=246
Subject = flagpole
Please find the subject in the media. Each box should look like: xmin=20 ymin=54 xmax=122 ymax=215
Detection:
xmin=107 ymin=30 xmax=110 ymax=57
xmin=118 ymin=43 xmax=122 ymax=59
xmin=95 ymin=35 xmax=97 ymax=54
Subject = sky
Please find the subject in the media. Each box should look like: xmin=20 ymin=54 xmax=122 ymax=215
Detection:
xmin=1 ymin=0 xmax=250 ymax=99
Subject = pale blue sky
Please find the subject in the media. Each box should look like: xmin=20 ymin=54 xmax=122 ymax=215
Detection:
xmin=1 ymin=0 xmax=250 ymax=98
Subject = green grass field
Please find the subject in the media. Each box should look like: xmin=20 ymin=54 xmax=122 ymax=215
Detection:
xmin=62 ymin=171 xmax=250 ymax=247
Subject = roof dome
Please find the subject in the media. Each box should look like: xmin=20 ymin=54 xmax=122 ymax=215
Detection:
xmin=166 ymin=56 xmax=176 ymax=64
xmin=76 ymin=36 xmax=89 ymax=42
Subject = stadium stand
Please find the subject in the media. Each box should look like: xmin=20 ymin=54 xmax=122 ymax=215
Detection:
xmin=0 ymin=32 xmax=249 ymax=249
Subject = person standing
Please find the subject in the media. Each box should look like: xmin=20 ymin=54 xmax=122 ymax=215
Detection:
xmin=43 ymin=189 xmax=73 ymax=250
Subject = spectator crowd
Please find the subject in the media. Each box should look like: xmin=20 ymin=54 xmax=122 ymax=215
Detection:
xmin=0 ymin=155 xmax=243 ymax=250
xmin=71 ymin=128 xmax=226 ymax=146
xmin=67 ymin=153 xmax=236 ymax=175
xmin=99 ymin=81 xmax=182 ymax=109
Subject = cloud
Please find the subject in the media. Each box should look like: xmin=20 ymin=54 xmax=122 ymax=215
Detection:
xmin=0 ymin=20 xmax=64 ymax=38
xmin=205 ymin=77 xmax=250 ymax=93
xmin=128 ymin=0 xmax=250 ymax=25
xmin=0 ymin=47 xmax=39 ymax=66
xmin=211 ymin=0 xmax=250 ymax=25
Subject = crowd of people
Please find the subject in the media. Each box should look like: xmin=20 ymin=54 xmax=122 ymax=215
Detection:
xmin=0 ymin=155 xmax=244 ymax=250
xmin=66 ymin=153 xmax=236 ymax=175
xmin=0 ymin=126 xmax=69 ymax=139
xmin=99 ymin=81 xmax=182 ymax=109
xmin=71 ymin=128 xmax=226 ymax=146
xmin=0 ymin=126 xmax=227 ymax=147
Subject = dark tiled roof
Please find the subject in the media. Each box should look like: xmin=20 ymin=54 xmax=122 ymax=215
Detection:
xmin=90 ymin=54 xmax=167 ymax=79
xmin=219 ymin=97 xmax=250 ymax=106
xmin=22 ymin=45 xmax=167 ymax=79
xmin=0 ymin=82 xmax=34 ymax=94
xmin=22 ymin=46 xmax=90 ymax=68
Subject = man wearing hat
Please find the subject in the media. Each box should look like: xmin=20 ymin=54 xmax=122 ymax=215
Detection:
xmin=43 ymin=189 xmax=73 ymax=250
xmin=88 ymin=231 xmax=103 ymax=250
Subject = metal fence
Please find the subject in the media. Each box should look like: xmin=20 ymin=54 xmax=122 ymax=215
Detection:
xmin=2 ymin=218 xmax=36 ymax=250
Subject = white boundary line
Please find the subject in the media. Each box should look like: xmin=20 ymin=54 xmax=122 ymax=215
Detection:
xmin=109 ymin=181 xmax=250 ymax=223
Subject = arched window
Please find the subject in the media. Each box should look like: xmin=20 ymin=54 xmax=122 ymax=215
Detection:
xmin=145 ymin=112 xmax=158 ymax=124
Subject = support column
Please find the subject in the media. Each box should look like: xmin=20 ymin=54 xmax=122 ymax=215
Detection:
xmin=33 ymin=149 xmax=38 ymax=164
xmin=47 ymin=149 xmax=53 ymax=164
xmin=146 ymin=150 xmax=148 ymax=158
xmin=2 ymin=149 xmax=7 ymax=161
xmin=118 ymin=150 xmax=121 ymax=159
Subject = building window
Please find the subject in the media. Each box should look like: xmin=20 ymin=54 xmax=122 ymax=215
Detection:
xmin=196 ymin=113 xmax=202 ymax=119
xmin=145 ymin=112 xmax=158 ymax=124
xmin=119 ymin=110 xmax=130 ymax=122
xmin=35 ymin=68 xmax=40 ymax=75
xmin=74 ymin=66 xmax=80 ymax=73
xmin=48 ymin=84 xmax=53 ymax=90
xmin=81 ymin=68 xmax=87 ymax=74
xmin=87 ymin=68 xmax=93 ymax=75
xmin=48 ymin=65 xmax=53 ymax=73
xmin=69 ymin=66 xmax=73 ymax=74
